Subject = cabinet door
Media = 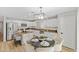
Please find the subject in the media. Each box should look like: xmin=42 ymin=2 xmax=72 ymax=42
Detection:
xmin=7 ymin=23 xmax=13 ymax=40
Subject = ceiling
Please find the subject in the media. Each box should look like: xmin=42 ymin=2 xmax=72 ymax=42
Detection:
xmin=0 ymin=7 xmax=77 ymax=20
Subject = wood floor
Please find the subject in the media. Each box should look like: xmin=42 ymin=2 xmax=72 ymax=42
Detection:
xmin=0 ymin=32 xmax=3 ymax=41
xmin=0 ymin=32 xmax=74 ymax=52
xmin=62 ymin=46 xmax=75 ymax=52
xmin=0 ymin=40 xmax=75 ymax=52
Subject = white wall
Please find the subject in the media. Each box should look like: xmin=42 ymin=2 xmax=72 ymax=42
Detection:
xmin=0 ymin=16 xmax=4 ymax=22
xmin=0 ymin=22 xmax=3 ymax=33
xmin=3 ymin=17 xmax=6 ymax=42
xmin=77 ymin=8 xmax=79 ymax=52
xmin=58 ymin=10 xmax=77 ymax=50
xmin=0 ymin=16 xmax=3 ymax=33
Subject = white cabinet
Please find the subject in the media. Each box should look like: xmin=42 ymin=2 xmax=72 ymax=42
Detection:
xmin=27 ymin=22 xmax=37 ymax=28
xmin=7 ymin=23 xmax=13 ymax=40
xmin=40 ymin=19 xmax=58 ymax=28
xmin=58 ymin=11 xmax=77 ymax=50
xmin=6 ymin=22 xmax=19 ymax=40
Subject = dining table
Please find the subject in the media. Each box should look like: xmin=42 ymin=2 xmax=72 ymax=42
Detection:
xmin=29 ymin=37 xmax=55 ymax=51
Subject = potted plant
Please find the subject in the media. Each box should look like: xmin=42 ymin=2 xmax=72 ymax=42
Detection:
xmin=39 ymin=35 xmax=47 ymax=41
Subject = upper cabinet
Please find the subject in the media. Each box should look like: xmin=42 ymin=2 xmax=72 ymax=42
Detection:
xmin=40 ymin=18 xmax=58 ymax=28
xmin=26 ymin=22 xmax=37 ymax=28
